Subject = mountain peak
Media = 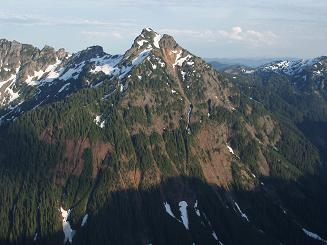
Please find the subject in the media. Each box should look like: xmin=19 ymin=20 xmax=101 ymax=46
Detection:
xmin=141 ymin=27 xmax=156 ymax=34
xmin=133 ymin=28 xmax=163 ymax=49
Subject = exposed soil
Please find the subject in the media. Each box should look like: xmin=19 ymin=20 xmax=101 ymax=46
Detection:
xmin=194 ymin=123 xmax=233 ymax=187
xmin=91 ymin=141 xmax=114 ymax=178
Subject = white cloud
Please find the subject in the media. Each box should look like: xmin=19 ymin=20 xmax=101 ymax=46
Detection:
xmin=112 ymin=32 xmax=123 ymax=39
xmin=0 ymin=11 xmax=136 ymax=28
xmin=81 ymin=31 xmax=123 ymax=39
xmin=160 ymin=26 xmax=278 ymax=47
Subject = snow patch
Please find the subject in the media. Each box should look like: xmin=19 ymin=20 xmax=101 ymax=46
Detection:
xmin=0 ymin=73 xmax=16 ymax=89
xmin=194 ymin=200 xmax=201 ymax=217
xmin=137 ymin=39 xmax=148 ymax=46
xmin=91 ymin=81 xmax=104 ymax=88
xmin=244 ymin=70 xmax=254 ymax=74
xmin=158 ymin=60 xmax=165 ymax=67
xmin=89 ymin=55 xmax=123 ymax=76
xmin=58 ymin=83 xmax=70 ymax=93
xmin=179 ymin=201 xmax=189 ymax=230
xmin=59 ymin=207 xmax=75 ymax=244
xmin=226 ymin=144 xmax=235 ymax=155
xmin=119 ymin=49 xmax=151 ymax=79
xmin=212 ymin=231 xmax=224 ymax=244
xmin=234 ymin=202 xmax=249 ymax=222
xmin=94 ymin=115 xmax=105 ymax=128
xmin=33 ymin=232 xmax=38 ymax=241
xmin=0 ymin=65 xmax=21 ymax=105
xmin=7 ymin=87 xmax=19 ymax=103
xmin=60 ymin=61 xmax=85 ymax=81
xmin=120 ymin=84 xmax=124 ymax=92
xmin=164 ymin=202 xmax=177 ymax=219
xmin=302 ymin=228 xmax=327 ymax=243
xmin=153 ymin=32 xmax=162 ymax=49
xmin=25 ymin=70 xmax=45 ymax=86
xmin=25 ymin=58 xmax=62 ymax=86
xmin=81 ymin=214 xmax=88 ymax=227
xmin=164 ymin=201 xmax=190 ymax=230
xmin=262 ymin=58 xmax=322 ymax=76
xmin=212 ymin=231 xmax=218 ymax=240
xmin=180 ymin=70 xmax=186 ymax=80
xmin=173 ymin=50 xmax=193 ymax=68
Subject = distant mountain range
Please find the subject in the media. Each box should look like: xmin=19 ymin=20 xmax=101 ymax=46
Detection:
xmin=206 ymin=57 xmax=300 ymax=70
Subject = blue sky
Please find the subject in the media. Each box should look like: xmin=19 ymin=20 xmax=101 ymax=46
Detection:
xmin=0 ymin=0 xmax=326 ymax=58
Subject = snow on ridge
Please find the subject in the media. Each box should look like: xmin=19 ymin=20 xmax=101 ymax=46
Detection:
xmin=137 ymin=39 xmax=148 ymax=47
xmin=173 ymin=50 xmax=193 ymax=68
xmin=261 ymin=58 xmax=322 ymax=76
xmin=153 ymin=32 xmax=162 ymax=49
xmin=139 ymin=28 xmax=162 ymax=49
xmin=7 ymin=88 xmax=19 ymax=103
xmin=302 ymin=228 xmax=327 ymax=243
xmin=1 ymin=65 xmax=21 ymax=105
xmin=59 ymin=61 xmax=86 ymax=81
xmin=132 ymin=49 xmax=152 ymax=66
xmin=0 ymin=73 xmax=16 ymax=89
xmin=119 ymin=49 xmax=152 ymax=79
xmin=41 ymin=60 xmax=63 ymax=83
xmin=25 ymin=58 xmax=62 ymax=86
xmin=25 ymin=70 xmax=45 ymax=86
xmin=89 ymin=54 xmax=123 ymax=76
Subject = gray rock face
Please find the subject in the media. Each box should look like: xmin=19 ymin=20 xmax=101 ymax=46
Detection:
xmin=0 ymin=39 xmax=68 ymax=81
xmin=159 ymin=34 xmax=179 ymax=49
xmin=0 ymin=39 xmax=70 ymax=109
xmin=0 ymin=39 xmax=23 ymax=72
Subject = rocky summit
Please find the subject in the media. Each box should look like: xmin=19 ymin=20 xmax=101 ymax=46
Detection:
xmin=0 ymin=28 xmax=327 ymax=245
